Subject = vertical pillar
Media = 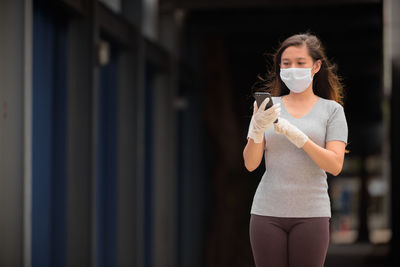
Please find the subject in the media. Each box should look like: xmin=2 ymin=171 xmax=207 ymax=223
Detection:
xmin=117 ymin=47 xmax=139 ymax=267
xmin=24 ymin=0 xmax=33 ymax=266
xmin=121 ymin=1 xmax=146 ymax=266
xmin=66 ymin=1 xmax=98 ymax=266
xmin=0 ymin=0 xmax=30 ymax=266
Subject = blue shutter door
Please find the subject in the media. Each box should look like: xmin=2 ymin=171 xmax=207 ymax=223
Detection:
xmin=97 ymin=43 xmax=118 ymax=267
xmin=32 ymin=3 xmax=67 ymax=267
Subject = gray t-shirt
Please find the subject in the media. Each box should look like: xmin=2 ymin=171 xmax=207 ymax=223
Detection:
xmin=251 ymin=96 xmax=348 ymax=218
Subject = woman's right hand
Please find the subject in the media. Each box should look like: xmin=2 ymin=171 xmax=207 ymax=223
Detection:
xmin=247 ymin=98 xmax=281 ymax=143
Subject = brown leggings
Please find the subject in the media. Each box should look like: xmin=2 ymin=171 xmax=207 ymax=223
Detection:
xmin=249 ymin=214 xmax=330 ymax=267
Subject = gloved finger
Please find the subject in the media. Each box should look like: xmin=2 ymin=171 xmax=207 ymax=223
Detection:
xmin=253 ymin=101 xmax=258 ymax=114
xmin=274 ymin=123 xmax=283 ymax=134
xmin=274 ymin=117 xmax=288 ymax=134
xmin=259 ymin=109 xmax=280 ymax=126
xmin=258 ymin=97 xmax=270 ymax=112
xmin=271 ymin=108 xmax=280 ymax=121
xmin=262 ymin=103 xmax=281 ymax=116
xmin=266 ymin=106 xmax=281 ymax=117
xmin=274 ymin=120 xmax=286 ymax=134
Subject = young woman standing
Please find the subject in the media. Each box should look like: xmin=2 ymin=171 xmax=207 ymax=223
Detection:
xmin=243 ymin=33 xmax=348 ymax=267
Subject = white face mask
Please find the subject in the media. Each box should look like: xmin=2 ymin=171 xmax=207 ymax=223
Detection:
xmin=280 ymin=68 xmax=313 ymax=93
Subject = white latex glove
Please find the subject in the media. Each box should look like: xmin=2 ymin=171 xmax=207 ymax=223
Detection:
xmin=247 ymin=98 xmax=281 ymax=143
xmin=274 ymin=117 xmax=308 ymax=148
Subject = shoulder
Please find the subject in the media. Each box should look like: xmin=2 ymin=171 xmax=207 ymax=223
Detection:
xmin=317 ymin=98 xmax=347 ymax=126
xmin=318 ymin=97 xmax=344 ymax=113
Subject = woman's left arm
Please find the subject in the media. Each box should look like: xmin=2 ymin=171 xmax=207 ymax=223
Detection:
xmin=302 ymin=139 xmax=346 ymax=176
xmin=274 ymin=117 xmax=346 ymax=176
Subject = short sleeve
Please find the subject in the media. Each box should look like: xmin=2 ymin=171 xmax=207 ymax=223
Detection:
xmin=326 ymin=104 xmax=348 ymax=144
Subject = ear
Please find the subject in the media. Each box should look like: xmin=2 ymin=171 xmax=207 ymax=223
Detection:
xmin=312 ymin=59 xmax=322 ymax=75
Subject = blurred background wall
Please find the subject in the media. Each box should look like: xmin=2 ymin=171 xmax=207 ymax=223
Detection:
xmin=0 ymin=0 xmax=399 ymax=266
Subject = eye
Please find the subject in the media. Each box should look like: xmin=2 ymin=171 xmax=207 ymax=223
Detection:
xmin=282 ymin=62 xmax=289 ymax=66
xmin=298 ymin=62 xmax=305 ymax=65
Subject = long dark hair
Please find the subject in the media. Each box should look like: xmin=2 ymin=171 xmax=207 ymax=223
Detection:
xmin=253 ymin=33 xmax=345 ymax=105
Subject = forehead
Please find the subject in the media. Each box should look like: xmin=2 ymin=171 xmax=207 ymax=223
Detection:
xmin=281 ymin=45 xmax=312 ymax=61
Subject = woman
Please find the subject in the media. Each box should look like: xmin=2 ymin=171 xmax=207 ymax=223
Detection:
xmin=243 ymin=33 xmax=348 ymax=267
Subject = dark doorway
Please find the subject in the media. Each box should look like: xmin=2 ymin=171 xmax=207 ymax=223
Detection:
xmin=179 ymin=2 xmax=385 ymax=266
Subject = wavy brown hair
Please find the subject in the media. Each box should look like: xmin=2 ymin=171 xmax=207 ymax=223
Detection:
xmin=253 ymin=33 xmax=345 ymax=105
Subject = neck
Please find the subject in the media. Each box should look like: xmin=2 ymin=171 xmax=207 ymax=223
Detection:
xmin=287 ymin=86 xmax=317 ymax=102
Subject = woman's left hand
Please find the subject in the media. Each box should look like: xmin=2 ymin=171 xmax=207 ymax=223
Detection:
xmin=274 ymin=118 xmax=308 ymax=148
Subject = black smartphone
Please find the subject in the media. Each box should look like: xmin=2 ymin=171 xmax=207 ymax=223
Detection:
xmin=253 ymin=92 xmax=273 ymax=110
xmin=253 ymin=92 xmax=278 ymax=122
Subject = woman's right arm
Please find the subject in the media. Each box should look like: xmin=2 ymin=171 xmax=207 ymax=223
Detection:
xmin=243 ymin=138 xmax=265 ymax=172
xmin=244 ymin=98 xmax=279 ymax=172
